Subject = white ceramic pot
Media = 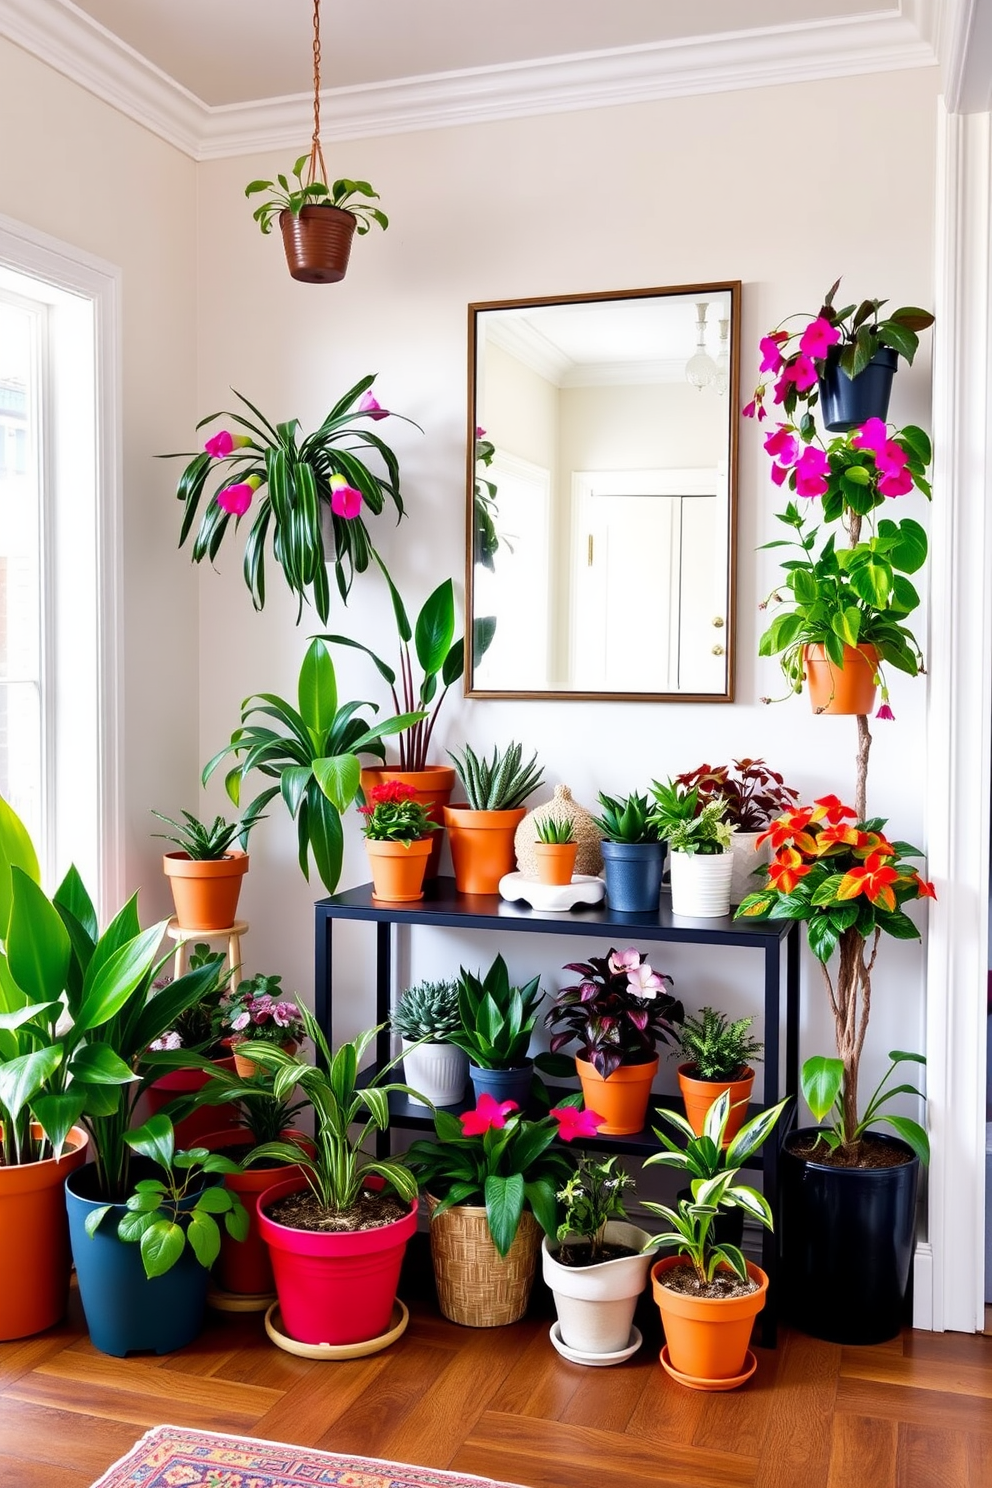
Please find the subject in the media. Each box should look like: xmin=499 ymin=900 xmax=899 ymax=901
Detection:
xmin=669 ymin=850 xmax=733 ymax=918
xmin=728 ymin=829 xmax=771 ymax=907
xmin=401 ymin=1038 xmax=469 ymax=1108
xmin=542 ymin=1220 xmax=653 ymax=1358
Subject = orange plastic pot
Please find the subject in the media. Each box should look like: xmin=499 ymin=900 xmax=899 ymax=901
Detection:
xmin=0 ymin=1124 xmax=88 ymax=1339
xmin=443 ymin=806 xmax=526 ymax=895
xmin=575 ymin=1056 xmax=658 ymax=1136
xmin=677 ymin=1064 xmax=755 ymax=1145
xmin=144 ymin=1057 xmax=239 ymax=1146
xmin=365 ymin=837 xmax=433 ymax=902
xmin=360 ymin=766 xmax=455 ymax=879
xmin=200 ymin=1129 xmax=311 ymax=1297
xmin=232 ymin=1040 xmax=298 ymax=1080
xmin=804 ymin=643 xmax=879 ymax=715
xmin=651 ymin=1255 xmax=768 ymax=1387
xmin=533 ymin=842 xmax=578 ymax=886
xmin=163 ymin=851 xmax=248 ymax=931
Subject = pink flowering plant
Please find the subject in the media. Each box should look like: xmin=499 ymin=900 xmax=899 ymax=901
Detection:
xmin=405 ymin=1092 xmax=602 ymax=1256
xmin=165 ymin=375 xmax=419 ymax=623
xmin=221 ymin=973 xmax=307 ymax=1048
xmin=545 ymin=948 xmax=684 ymax=1081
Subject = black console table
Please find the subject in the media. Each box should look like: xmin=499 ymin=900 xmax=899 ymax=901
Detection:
xmin=314 ymin=877 xmax=800 ymax=1344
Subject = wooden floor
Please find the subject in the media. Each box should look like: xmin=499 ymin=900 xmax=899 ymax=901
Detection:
xmin=1 ymin=1252 xmax=990 ymax=1488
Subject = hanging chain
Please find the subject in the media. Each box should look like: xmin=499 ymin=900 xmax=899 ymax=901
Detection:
xmin=306 ymin=0 xmax=328 ymax=188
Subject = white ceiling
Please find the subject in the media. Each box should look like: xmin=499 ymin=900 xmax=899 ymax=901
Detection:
xmin=0 ymin=1 xmax=941 ymax=158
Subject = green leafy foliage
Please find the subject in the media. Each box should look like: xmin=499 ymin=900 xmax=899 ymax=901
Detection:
xmin=448 ymin=741 xmax=543 ymax=812
xmin=672 ymin=760 xmax=799 ymax=832
xmin=150 ymin=798 xmax=267 ymax=860
xmin=589 ymin=790 xmax=661 ymax=844
xmin=555 ymin=1153 xmax=635 ymax=1260
xmin=473 ymin=432 xmax=501 ymax=572
xmin=534 ymin=815 xmax=575 ymax=845
xmin=648 ymin=782 xmax=732 ymax=856
xmin=674 ymin=1006 xmax=764 ymax=1081
xmin=245 ymin=155 xmax=388 ymax=236
xmin=801 ymin=1050 xmax=929 ymax=1163
xmin=445 ymin=954 xmax=544 ymax=1071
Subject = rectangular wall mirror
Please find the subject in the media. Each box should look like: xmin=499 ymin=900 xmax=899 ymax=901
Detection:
xmin=466 ymin=281 xmax=740 ymax=701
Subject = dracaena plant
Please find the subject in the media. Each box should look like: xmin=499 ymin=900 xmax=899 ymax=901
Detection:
xmin=735 ymin=796 xmax=935 ymax=1161
xmin=202 ymin=637 xmax=423 ymax=895
xmin=165 ymin=376 xmax=417 ymax=624
xmin=446 ymin=954 xmax=543 ymax=1071
xmin=245 ymin=156 xmax=388 ymax=237
xmin=544 ymin=947 xmax=683 ymax=1081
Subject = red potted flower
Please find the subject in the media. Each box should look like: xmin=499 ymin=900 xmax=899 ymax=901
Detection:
xmin=357 ymin=780 xmax=439 ymax=902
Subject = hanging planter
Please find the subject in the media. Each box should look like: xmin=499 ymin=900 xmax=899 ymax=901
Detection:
xmin=280 ymin=205 xmax=356 ymax=284
xmin=818 ymin=344 xmax=899 ymax=432
xmin=804 ymin=642 xmax=879 ymax=715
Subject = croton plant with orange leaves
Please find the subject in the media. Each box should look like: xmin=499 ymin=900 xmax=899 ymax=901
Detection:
xmin=736 ymin=795 xmax=935 ymax=1160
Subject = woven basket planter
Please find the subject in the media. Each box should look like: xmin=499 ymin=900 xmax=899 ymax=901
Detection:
xmin=425 ymin=1195 xmax=540 ymax=1327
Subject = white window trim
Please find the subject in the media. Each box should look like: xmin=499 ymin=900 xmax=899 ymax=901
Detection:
xmin=0 ymin=213 xmax=123 ymax=917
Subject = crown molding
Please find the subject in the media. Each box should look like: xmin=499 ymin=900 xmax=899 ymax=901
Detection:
xmin=0 ymin=0 xmax=939 ymax=162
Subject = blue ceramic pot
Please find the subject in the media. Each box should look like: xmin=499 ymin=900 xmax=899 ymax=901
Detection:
xmin=601 ymin=841 xmax=665 ymax=913
xmin=468 ymin=1061 xmax=534 ymax=1110
xmin=817 ymin=344 xmax=898 ymax=433
xmin=65 ymin=1162 xmax=213 ymax=1357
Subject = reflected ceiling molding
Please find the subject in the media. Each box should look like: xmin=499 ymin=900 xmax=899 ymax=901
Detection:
xmin=0 ymin=0 xmax=938 ymax=162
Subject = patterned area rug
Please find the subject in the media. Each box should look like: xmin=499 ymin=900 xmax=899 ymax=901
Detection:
xmin=91 ymin=1425 xmax=526 ymax=1488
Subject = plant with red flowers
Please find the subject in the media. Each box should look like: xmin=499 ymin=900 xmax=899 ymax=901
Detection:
xmin=673 ymin=759 xmax=800 ymax=831
xmin=736 ymin=796 xmax=935 ymax=1160
xmin=357 ymin=780 xmax=438 ymax=842
xmin=545 ymin=948 xmax=684 ymax=1082
xmin=405 ymin=1093 xmax=598 ymax=1255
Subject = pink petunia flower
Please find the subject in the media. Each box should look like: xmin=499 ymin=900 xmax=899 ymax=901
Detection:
xmin=794 ymin=446 xmax=831 ymax=498
xmin=799 ymin=316 xmax=841 ymax=361
xmin=216 ymin=475 xmax=261 ymax=517
xmin=551 ymin=1106 xmax=606 ymax=1142
xmin=770 ymin=463 xmax=789 ymax=487
xmin=879 ymin=467 xmax=913 ymax=498
xmin=459 ymin=1093 xmax=518 ymax=1136
xmin=782 ymin=354 xmax=819 ymax=394
xmin=329 ymin=474 xmax=362 ymax=519
xmin=759 ymin=332 xmax=788 ymax=375
xmin=764 ymin=426 xmax=799 ymax=465
xmin=358 ymin=391 xmax=389 ymax=421
xmin=851 ymin=417 xmax=889 ymax=456
xmin=204 ymin=430 xmax=251 ymax=459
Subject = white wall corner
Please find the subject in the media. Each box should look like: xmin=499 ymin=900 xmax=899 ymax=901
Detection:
xmin=940 ymin=0 xmax=992 ymax=113
xmin=926 ymin=101 xmax=992 ymax=1332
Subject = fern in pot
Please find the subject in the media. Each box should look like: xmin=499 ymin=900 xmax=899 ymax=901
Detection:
xmin=444 ymin=742 xmax=544 ymax=894
xmin=672 ymin=1007 xmax=764 ymax=1145
xmin=390 ymin=979 xmax=468 ymax=1108
xmin=649 ymin=782 xmax=733 ymax=918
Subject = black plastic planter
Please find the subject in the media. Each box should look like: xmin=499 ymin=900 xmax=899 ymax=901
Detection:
xmin=818 ymin=345 xmax=898 ymax=432
xmin=780 ymin=1127 xmax=919 ymax=1344
xmin=600 ymin=841 xmax=665 ymax=913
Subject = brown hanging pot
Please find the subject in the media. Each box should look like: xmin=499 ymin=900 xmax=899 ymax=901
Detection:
xmin=280 ymin=205 xmax=356 ymax=283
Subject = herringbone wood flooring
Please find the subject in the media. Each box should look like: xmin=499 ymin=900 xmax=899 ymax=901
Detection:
xmin=0 ymin=1246 xmax=990 ymax=1488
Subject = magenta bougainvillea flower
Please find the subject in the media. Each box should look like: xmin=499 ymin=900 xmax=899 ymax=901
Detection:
xmin=550 ymin=1106 xmax=605 ymax=1142
xmin=204 ymin=430 xmax=251 ymax=459
xmin=216 ymin=475 xmax=261 ymax=516
xmin=459 ymin=1093 xmax=518 ymax=1136
xmin=329 ymin=474 xmax=362 ymax=519
xmin=799 ymin=315 xmax=841 ymax=360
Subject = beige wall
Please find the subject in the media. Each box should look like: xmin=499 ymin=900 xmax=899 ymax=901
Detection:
xmin=0 ymin=35 xmax=200 ymax=919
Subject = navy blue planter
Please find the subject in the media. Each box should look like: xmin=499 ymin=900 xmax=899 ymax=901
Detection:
xmin=600 ymin=841 xmax=665 ymax=913
xmin=469 ymin=1061 xmax=533 ymax=1110
xmin=66 ymin=1162 xmax=213 ymax=1357
xmin=780 ymin=1127 xmax=920 ymax=1344
xmin=818 ymin=345 xmax=898 ymax=432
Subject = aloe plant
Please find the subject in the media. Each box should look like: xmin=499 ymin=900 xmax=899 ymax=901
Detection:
xmin=449 ymin=742 xmax=543 ymax=812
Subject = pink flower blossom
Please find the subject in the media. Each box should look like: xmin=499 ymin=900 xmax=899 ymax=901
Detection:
xmin=879 ymin=467 xmax=913 ymax=498
xmin=272 ymin=1001 xmax=301 ymax=1028
xmin=608 ymin=948 xmax=641 ymax=975
xmin=799 ymin=316 xmax=841 ymax=360
xmin=794 ymin=446 xmax=830 ymax=498
xmin=770 ymin=463 xmax=789 ymax=487
xmin=764 ymin=426 xmax=799 ymax=465
xmin=460 ymin=1093 xmax=518 ymax=1136
xmin=358 ymin=391 xmax=388 ymax=421
xmin=204 ymin=430 xmax=251 ymax=459
xmin=626 ymin=962 xmax=664 ymax=998
xmin=149 ymin=1031 xmax=182 ymax=1051
xmin=876 ymin=703 xmax=895 ymax=720
xmin=742 ymin=399 xmax=757 ymax=419
xmin=329 ymin=474 xmax=362 ymax=519
xmin=782 ymin=354 xmax=819 ymax=393
xmin=759 ymin=332 xmax=788 ymax=375
xmin=476 ymin=425 xmax=486 ymax=437
xmin=851 ymin=417 xmax=889 ymax=455
xmin=551 ymin=1106 xmax=606 ymax=1142
xmin=217 ymin=474 xmax=261 ymax=517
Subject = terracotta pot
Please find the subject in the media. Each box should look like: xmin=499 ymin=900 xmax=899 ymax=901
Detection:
xmin=163 ymin=851 xmax=248 ymax=931
xmin=443 ymin=805 xmax=526 ymax=895
xmin=365 ymin=837 xmax=433 ymax=902
xmin=651 ymin=1255 xmax=768 ymax=1387
xmin=804 ymin=643 xmax=879 ymax=715
xmin=360 ymin=765 xmax=455 ymax=879
xmin=575 ymin=1055 xmax=658 ymax=1136
xmin=677 ymin=1064 xmax=755 ymax=1145
xmin=0 ymin=1124 xmax=88 ymax=1340
xmin=144 ymin=1057 xmax=239 ymax=1146
xmin=533 ymin=841 xmax=578 ymax=886
xmin=200 ymin=1129 xmax=310 ymax=1297
xmin=232 ymin=1040 xmax=299 ymax=1080
xmin=279 ymin=205 xmax=356 ymax=284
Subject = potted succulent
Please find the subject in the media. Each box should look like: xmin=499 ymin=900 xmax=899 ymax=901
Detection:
xmin=203 ymin=638 xmax=422 ymax=896
xmin=444 ymin=742 xmax=544 ymax=894
xmin=744 ymin=278 xmax=935 ymax=432
xmin=671 ymin=1007 xmax=764 ymax=1146
xmin=152 ymin=799 xmax=268 ymax=931
xmin=167 ymin=375 xmax=416 ymax=623
xmin=390 ymin=979 xmax=468 ymax=1108
xmin=244 ymin=1009 xmax=423 ymax=1349
xmin=649 ymin=781 xmax=734 ymax=917
xmin=357 ymin=781 xmax=439 ymax=902
xmin=642 ymin=1089 xmax=788 ymax=1389
xmin=246 ymin=154 xmax=387 ymax=284
xmin=323 ymin=573 xmax=495 ymax=878
xmin=405 ymin=1093 xmax=595 ymax=1327
xmin=590 ymin=789 xmax=665 ymax=912
xmin=673 ymin=760 xmax=800 ymax=906
xmin=541 ymin=1152 xmax=654 ymax=1364
xmin=445 ymin=953 xmax=544 ymax=1109
xmin=544 ymin=947 xmax=683 ymax=1135
xmin=219 ymin=973 xmax=307 ymax=1078
xmin=736 ymin=795 xmax=934 ymax=1343
xmin=66 ymin=1114 xmax=247 ymax=1357
xmin=533 ymin=813 xmax=577 ymax=886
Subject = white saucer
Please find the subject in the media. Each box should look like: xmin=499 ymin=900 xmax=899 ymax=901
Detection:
xmin=499 ymin=872 xmax=606 ymax=910
xmin=549 ymin=1320 xmax=643 ymax=1366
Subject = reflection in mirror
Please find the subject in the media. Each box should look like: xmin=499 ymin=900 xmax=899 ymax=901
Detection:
xmin=467 ymin=283 xmax=739 ymax=701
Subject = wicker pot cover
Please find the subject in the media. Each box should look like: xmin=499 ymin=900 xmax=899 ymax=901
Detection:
xmin=426 ymin=1195 xmax=540 ymax=1327
xmin=515 ymin=784 xmax=603 ymax=878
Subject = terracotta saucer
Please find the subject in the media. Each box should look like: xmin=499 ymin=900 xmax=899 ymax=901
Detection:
xmin=207 ymin=1285 xmax=276 ymax=1314
xmin=659 ymin=1343 xmax=758 ymax=1391
xmin=264 ymin=1299 xmax=409 ymax=1359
